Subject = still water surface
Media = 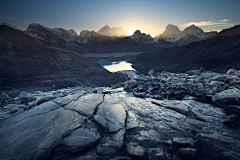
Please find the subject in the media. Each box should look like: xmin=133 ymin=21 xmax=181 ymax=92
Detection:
xmin=98 ymin=61 xmax=135 ymax=72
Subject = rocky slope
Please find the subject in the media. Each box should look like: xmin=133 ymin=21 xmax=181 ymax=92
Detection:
xmin=0 ymin=69 xmax=240 ymax=160
xmin=131 ymin=28 xmax=240 ymax=74
xmin=156 ymin=24 xmax=218 ymax=45
xmin=25 ymin=23 xmax=161 ymax=53
xmin=97 ymin=25 xmax=127 ymax=37
xmin=0 ymin=25 xmax=126 ymax=91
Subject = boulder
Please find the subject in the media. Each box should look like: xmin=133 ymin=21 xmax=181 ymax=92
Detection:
xmin=212 ymin=88 xmax=240 ymax=108
xmin=8 ymin=90 xmax=20 ymax=98
xmin=148 ymin=69 xmax=156 ymax=76
xmin=225 ymin=105 xmax=240 ymax=116
xmin=18 ymin=91 xmax=32 ymax=99
xmin=0 ymin=93 xmax=9 ymax=102
xmin=227 ymin=69 xmax=238 ymax=75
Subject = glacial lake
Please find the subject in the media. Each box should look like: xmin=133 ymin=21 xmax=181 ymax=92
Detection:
xmin=98 ymin=61 xmax=135 ymax=72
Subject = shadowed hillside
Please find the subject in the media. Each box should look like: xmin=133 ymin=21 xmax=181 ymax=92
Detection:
xmin=0 ymin=25 xmax=126 ymax=91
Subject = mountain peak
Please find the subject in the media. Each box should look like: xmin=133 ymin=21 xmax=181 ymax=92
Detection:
xmin=97 ymin=25 xmax=126 ymax=37
xmin=131 ymin=30 xmax=154 ymax=43
xmin=103 ymin=25 xmax=110 ymax=28
xmin=133 ymin=30 xmax=141 ymax=35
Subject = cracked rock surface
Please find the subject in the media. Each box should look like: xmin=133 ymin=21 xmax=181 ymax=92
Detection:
xmin=1 ymin=70 xmax=240 ymax=160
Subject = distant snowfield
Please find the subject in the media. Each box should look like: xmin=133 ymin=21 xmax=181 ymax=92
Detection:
xmin=82 ymin=52 xmax=142 ymax=58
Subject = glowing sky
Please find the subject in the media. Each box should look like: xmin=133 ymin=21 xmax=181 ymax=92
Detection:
xmin=1 ymin=0 xmax=240 ymax=37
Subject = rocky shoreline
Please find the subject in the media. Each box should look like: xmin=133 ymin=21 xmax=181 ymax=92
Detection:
xmin=0 ymin=69 xmax=240 ymax=160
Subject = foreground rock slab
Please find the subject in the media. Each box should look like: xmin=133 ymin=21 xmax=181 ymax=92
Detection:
xmin=65 ymin=93 xmax=103 ymax=117
xmin=0 ymin=107 xmax=85 ymax=160
xmin=94 ymin=94 xmax=126 ymax=132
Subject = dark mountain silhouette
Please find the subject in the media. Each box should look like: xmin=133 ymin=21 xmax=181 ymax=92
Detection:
xmin=130 ymin=25 xmax=240 ymax=74
xmin=0 ymin=25 xmax=125 ymax=91
xmin=215 ymin=25 xmax=240 ymax=37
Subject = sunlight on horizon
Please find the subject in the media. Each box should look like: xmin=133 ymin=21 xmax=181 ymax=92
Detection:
xmin=103 ymin=61 xmax=135 ymax=72
xmin=125 ymin=28 xmax=137 ymax=36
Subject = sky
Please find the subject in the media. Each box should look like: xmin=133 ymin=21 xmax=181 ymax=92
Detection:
xmin=0 ymin=0 xmax=240 ymax=37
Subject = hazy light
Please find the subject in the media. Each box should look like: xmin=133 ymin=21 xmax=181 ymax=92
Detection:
xmin=103 ymin=61 xmax=135 ymax=72
xmin=125 ymin=28 xmax=137 ymax=36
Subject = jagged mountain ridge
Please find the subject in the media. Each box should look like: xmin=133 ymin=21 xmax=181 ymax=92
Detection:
xmin=131 ymin=24 xmax=240 ymax=74
xmin=24 ymin=23 xmax=161 ymax=53
xmin=130 ymin=30 xmax=155 ymax=43
xmin=156 ymin=24 xmax=218 ymax=45
xmin=97 ymin=25 xmax=127 ymax=37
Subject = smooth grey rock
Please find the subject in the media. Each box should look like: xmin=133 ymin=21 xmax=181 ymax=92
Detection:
xmin=126 ymin=142 xmax=145 ymax=157
xmin=178 ymin=148 xmax=197 ymax=160
xmin=94 ymin=95 xmax=126 ymax=132
xmin=148 ymin=148 xmax=166 ymax=160
xmin=0 ymin=101 xmax=60 ymax=130
xmin=103 ymin=129 xmax=125 ymax=149
xmin=222 ymin=114 xmax=240 ymax=127
xmin=0 ymin=108 xmax=82 ymax=160
xmin=153 ymin=101 xmax=194 ymax=117
xmin=126 ymin=111 xmax=139 ymax=130
xmin=212 ymin=88 xmax=240 ymax=108
xmin=65 ymin=94 xmax=103 ymax=117
xmin=57 ymin=128 xmax=99 ymax=153
xmin=225 ymin=105 xmax=240 ymax=116
xmin=8 ymin=90 xmax=20 ymax=98
xmin=18 ymin=91 xmax=32 ymax=99
xmin=172 ymin=137 xmax=195 ymax=148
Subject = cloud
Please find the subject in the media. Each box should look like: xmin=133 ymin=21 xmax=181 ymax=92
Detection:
xmin=181 ymin=19 xmax=233 ymax=28
xmin=235 ymin=5 xmax=240 ymax=8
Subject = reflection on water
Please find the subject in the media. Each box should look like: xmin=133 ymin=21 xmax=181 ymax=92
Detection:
xmin=98 ymin=61 xmax=135 ymax=72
